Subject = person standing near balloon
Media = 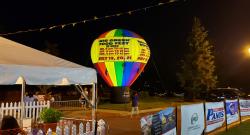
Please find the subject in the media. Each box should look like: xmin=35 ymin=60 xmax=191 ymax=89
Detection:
xmin=131 ymin=91 xmax=139 ymax=118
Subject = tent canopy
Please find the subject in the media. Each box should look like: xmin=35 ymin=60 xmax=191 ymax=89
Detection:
xmin=0 ymin=37 xmax=97 ymax=85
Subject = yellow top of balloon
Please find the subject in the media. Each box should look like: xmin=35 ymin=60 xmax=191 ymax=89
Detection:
xmin=91 ymin=29 xmax=150 ymax=64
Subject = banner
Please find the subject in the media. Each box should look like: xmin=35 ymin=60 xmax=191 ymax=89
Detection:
xmin=239 ymin=99 xmax=250 ymax=116
xmin=141 ymin=114 xmax=153 ymax=135
xmin=225 ymin=99 xmax=239 ymax=124
xmin=181 ymin=103 xmax=205 ymax=135
xmin=158 ymin=107 xmax=176 ymax=135
xmin=140 ymin=107 xmax=176 ymax=135
xmin=91 ymin=37 xmax=150 ymax=63
xmin=205 ymin=102 xmax=225 ymax=132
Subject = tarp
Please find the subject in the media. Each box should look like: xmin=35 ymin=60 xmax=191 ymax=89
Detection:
xmin=0 ymin=37 xmax=97 ymax=85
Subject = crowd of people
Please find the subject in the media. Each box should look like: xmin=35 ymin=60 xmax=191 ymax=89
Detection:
xmin=24 ymin=91 xmax=55 ymax=103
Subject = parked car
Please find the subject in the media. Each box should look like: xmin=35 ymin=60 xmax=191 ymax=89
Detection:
xmin=238 ymin=88 xmax=250 ymax=99
xmin=205 ymin=87 xmax=242 ymax=101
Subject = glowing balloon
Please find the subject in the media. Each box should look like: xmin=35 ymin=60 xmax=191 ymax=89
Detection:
xmin=91 ymin=29 xmax=150 ymax=87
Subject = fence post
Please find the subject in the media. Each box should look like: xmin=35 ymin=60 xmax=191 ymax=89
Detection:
xmin=64 ymin=125 xmax=69 ymax=135
xmin=10 ymin=102 xmax=13 ymax=116
xmin=32 ymin=101 xmax=35 ymax=122
xmin=56 ymin=126 xmax=62 ymax=135
xmin=47 ymin=128 xmax=52 ymax=135
xmin=224 ymin=99 xmax=228 ymax=131
xmin=25 ymin=102 xmax=28 ymax=118
xmin=36 ymin=101 xmax=40 ymax=122
xmin=47 ymin=100 xmax=50 ymax=108
xmin=1 ymin=102 xmax=4 ymax=119
xmin=72 ymin=124 xmax=77 ymax=135
xmin=203 ymin=102 xmax=206 ymax=135
xmin=0 ymin=106 xmax=2 ymax=121
xmin=37 ymin=129 xmax=44 ymax=135
xmin=5 ymin=102 xmax=9 ymax=116
xmin=86 ymin=122 xmax=91 ymax=134
xmin=97 ymin=119 xmax=106 ymax=135
xmin=17 ymin=102 xmax=21 ymax=120
xmin=27 ymin=130 xmax=33 ymax=135
xmin=238 ymin=98 xmax=242 ymax=123
xmin=79 ymin=122 xmax=84 ymax=135
xmin=13 ymin=102 xmax=17 ymax=119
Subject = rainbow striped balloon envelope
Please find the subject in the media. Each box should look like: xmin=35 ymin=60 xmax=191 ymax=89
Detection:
xmin=91 ymin=29 xmax=150 ymax=87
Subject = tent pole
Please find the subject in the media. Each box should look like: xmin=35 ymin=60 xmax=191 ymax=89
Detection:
xmin=92 ymin=83 xmax=96 ymax=134
xmin=75 ymin=84 xmax=97 ymax=134
xmin=20 ymin=77 xmax=26 ymax=127
xmin=75 ymin=85 xmax=93 ymax=107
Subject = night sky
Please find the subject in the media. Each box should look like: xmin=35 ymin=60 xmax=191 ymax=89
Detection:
xmin=1 ymin=0 xmax=250 ymax=91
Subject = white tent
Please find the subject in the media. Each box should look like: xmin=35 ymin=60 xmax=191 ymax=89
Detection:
xmin=0 ymin=37 xmax=97 ymax=85
xmin=0 ymin=36 xmax=97 ymax=129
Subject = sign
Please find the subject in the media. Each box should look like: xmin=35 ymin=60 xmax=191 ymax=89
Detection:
xmin=151 ymin=113 xmax=162 ymax=135
xmin=23 ymin=118 xmax=32 ymax=132
xmin=205 ymin=102 xmax=225 ymax=132
xmin=140 ymin=107 xmax=176 ymax=135
xmin=91 ymin=37 xmax=150 ymax=63
xmin=239 ymin=99 xmax=250 ymax=116
xmin=181 ymin=103 xmax=205 ymax=135
xmin=225 ymin=99 xmax=239 ymax=124
xmin=140 ymin=115 xmax=153 ymax=135
xmin=158 ymin=107 xmax=176 ymax=135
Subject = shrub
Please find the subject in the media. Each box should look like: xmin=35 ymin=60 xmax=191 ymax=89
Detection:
xmin=40 ymin=108 xmax=62 ymax=123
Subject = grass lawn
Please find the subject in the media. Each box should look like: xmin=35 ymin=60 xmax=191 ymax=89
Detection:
xmin=218 ymin=121 xmax=250 ymax=135
xmin=98 ymin=96 xmax=184 ymax=111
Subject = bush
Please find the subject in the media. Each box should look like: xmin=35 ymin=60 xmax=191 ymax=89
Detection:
xmin=40 ymin=108 xmax=62 ymax=123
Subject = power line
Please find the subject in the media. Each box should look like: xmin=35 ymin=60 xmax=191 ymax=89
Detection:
xmin=0 ymin=0 xmax=179 ymax=36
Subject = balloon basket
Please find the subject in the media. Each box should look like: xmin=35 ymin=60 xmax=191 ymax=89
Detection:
xmin=110 ymin=87 xmax=130 ymax=104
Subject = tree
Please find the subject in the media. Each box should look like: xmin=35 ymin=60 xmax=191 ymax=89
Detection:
xmin=177 ymin=17 xmax=217 ymax=99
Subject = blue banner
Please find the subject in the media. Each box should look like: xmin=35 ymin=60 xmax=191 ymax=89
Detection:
xmin=157 ymin=107 xmax=176 ymax=135
xmin=225 ymin=99 xmax=239 ymax=124
xmin=140 ymin=107 xmax=176 ymax=135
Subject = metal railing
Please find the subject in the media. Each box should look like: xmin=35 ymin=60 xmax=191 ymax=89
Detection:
xmin=50 ymin=100 xmax=88 ymax=111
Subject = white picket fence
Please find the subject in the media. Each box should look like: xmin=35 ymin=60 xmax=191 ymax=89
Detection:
xmin=0 ymin=101 xmax=50 ymax=123
xmin=0 ymin=101 xmax=107 ymax=134
xmin=22 ymin=119 xmax=106 ymax=135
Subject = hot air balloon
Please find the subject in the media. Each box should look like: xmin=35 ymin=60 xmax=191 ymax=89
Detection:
xmin=91 ymin=29 xmax=150 ymax=103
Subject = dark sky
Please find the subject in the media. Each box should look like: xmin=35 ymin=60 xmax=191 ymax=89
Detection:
xmin=1 ymin=0 xmax=250 ymax=90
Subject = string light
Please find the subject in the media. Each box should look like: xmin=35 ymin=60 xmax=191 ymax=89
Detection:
xmin=0 ymin=0 xmax=178 ymax=36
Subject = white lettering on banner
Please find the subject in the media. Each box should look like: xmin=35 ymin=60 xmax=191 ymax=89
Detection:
xmin=205 ymin=102 xmax=225 ymax=133
xmin=181 ymin=103 xmax=205 ymax=135
xmin=239 ymin=99 xmax=250 ymax=116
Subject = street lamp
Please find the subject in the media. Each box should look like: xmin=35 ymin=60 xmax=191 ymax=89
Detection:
xmin=242 ymin=45 xmax=250 ymax=58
